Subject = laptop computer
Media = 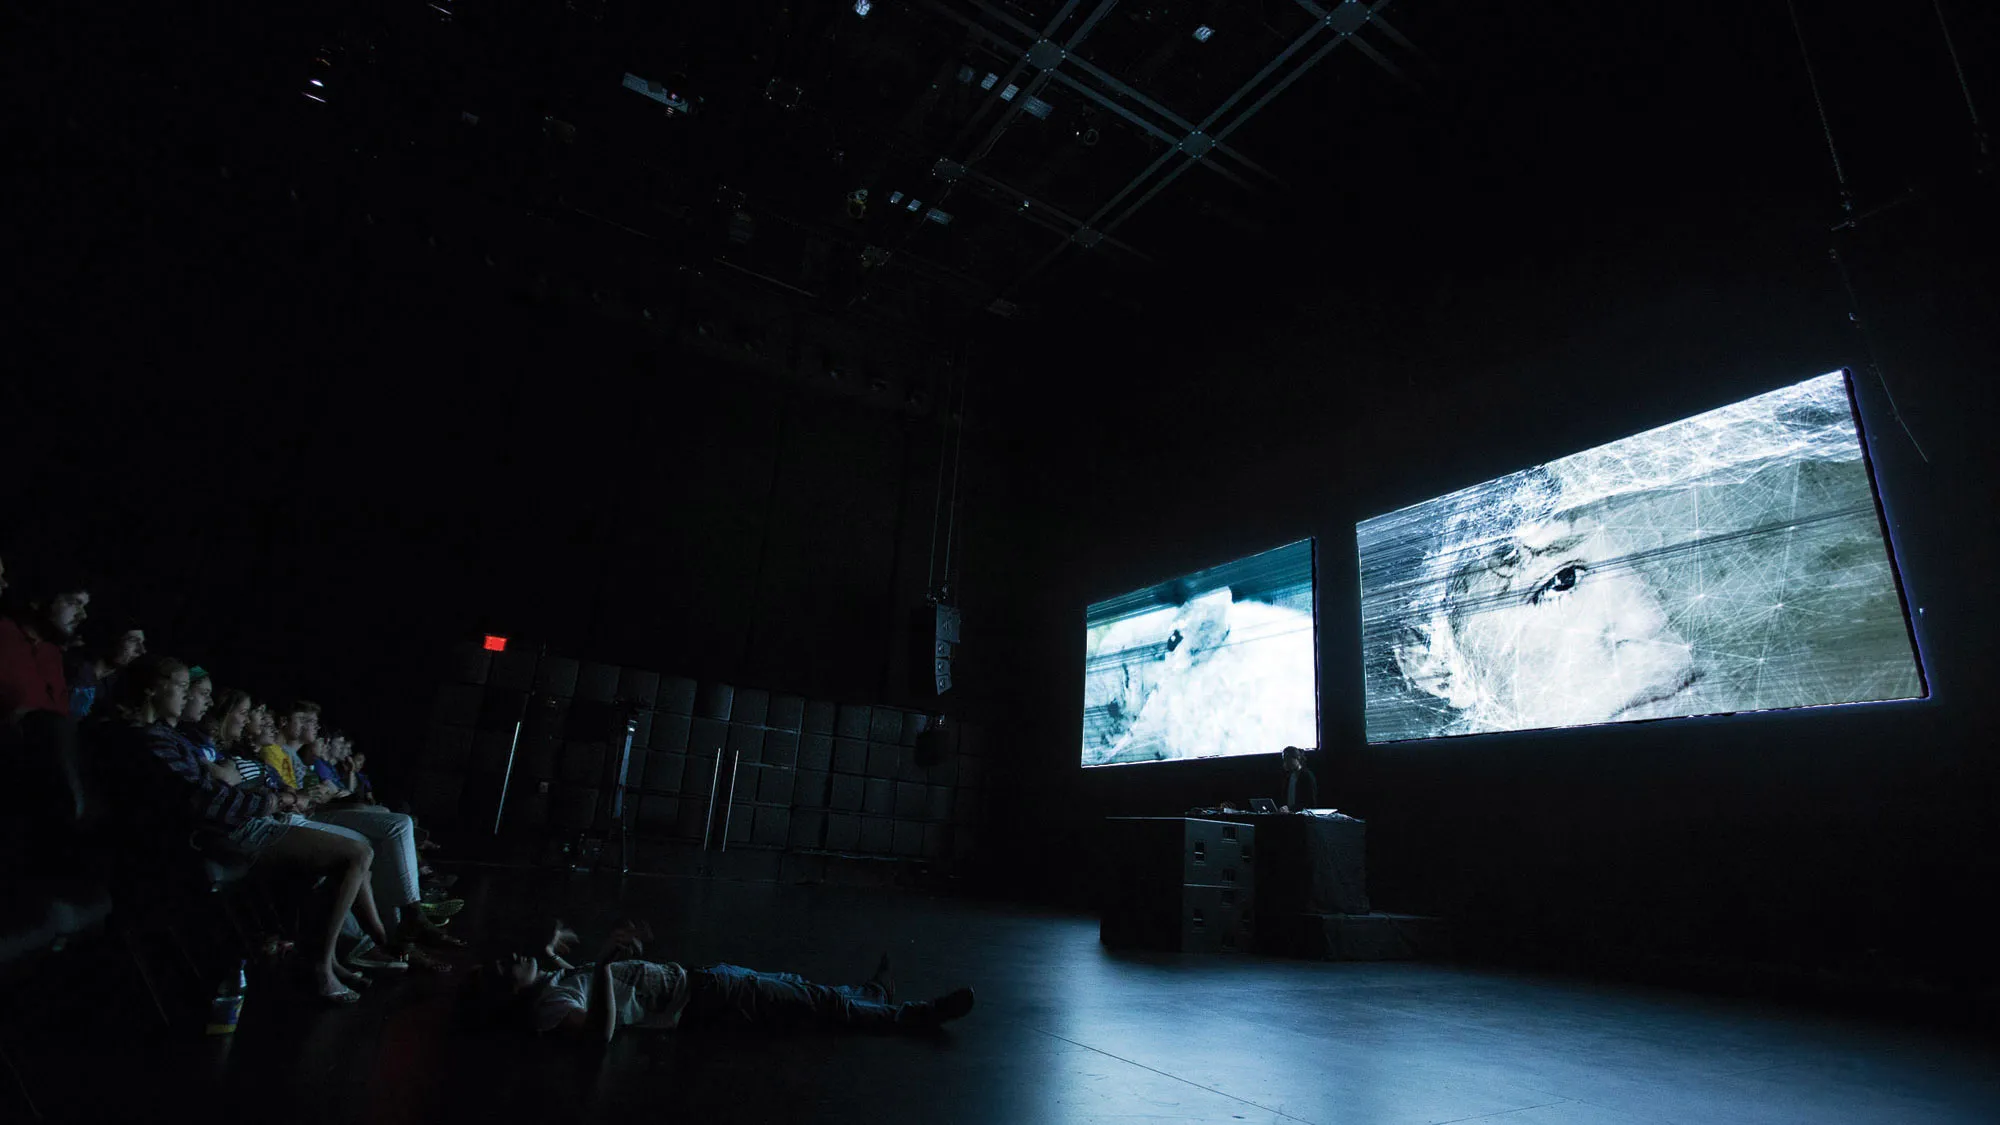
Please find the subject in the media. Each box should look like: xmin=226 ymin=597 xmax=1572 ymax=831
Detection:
xmin=1247 ymin=797 xmax=1278 ymax=814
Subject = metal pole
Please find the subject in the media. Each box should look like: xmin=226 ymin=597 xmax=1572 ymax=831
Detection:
xmin=492 ymin=717 xmax=525 ymax=836
xmin=719 ymin=751 xmax=742 ymax=852
xmin=702 ymin=751 xmax=725 ymax=851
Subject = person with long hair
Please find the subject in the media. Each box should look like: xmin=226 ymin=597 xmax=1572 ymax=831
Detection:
xmin=101 ymin=654 xmax=395 ymax=1003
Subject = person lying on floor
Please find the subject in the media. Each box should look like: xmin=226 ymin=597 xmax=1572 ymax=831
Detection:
xmin=476 ymin=920 xmax=975 ymax=1044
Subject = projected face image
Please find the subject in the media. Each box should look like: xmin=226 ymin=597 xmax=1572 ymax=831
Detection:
xmin=1361 ymin=372 xmax=1925 ymax=742
xmin=1427 ymin=514 xmax=1697 ymax=729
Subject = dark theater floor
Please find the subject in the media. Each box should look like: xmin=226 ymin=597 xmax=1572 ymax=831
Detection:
xmin=14 ymin=866 xmax=2000 ymax=1125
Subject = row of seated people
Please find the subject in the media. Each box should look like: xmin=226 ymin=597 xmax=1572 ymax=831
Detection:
xmin=0 ymin=552 xmax=463 ymax=1005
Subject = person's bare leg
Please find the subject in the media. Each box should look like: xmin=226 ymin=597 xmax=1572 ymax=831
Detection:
xmin=349 ymin=876 xmax=391 ymax=948
xmin=260 ymin=830 xmax=372 ymax=992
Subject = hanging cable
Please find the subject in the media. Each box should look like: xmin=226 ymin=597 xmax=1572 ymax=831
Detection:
xmin=939 ymin=359 xmax=970 ymax=602
xmin=1782 ymin=0 xmax=1931 ymax=465
xmin=924 ymin=347 xmax=959 ymax=599
xmin=1932 ymin=0 xmax=1991 ymax=163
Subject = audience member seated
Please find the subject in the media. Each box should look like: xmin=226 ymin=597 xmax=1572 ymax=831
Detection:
xmin=94 ymin=655 xmax=398 ymax=1004
xmin=274 ymin=701 xmax=463 ymax=956
xmin=0 ymin=563 xmax=86 ymax=724
xmin=63 ymin=616 xmax=145 ymax=719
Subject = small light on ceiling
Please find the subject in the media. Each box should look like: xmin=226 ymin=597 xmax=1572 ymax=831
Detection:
xmin=1194 ymin=25 xmax=1214 ymax=42
xmin=309 ymin=78 xmax=324 ymax=87
xmin=906 ymin=198 xmax=921 ymax=211
xmin=302 ymin=92 xmax=327 ymax=103
xmin=925 ymin=208 xmax=952 ymax=225
xmin=956 ymin=65 xmax=975 ymax=84
xmin=854 ymin=0 xmax=871 ymax=16
xmin=1021 ymin=95 xmax=1052 ymax=119
xmin=980 ymin=72 xmax=999 ymax=90
xmin=999 ymin=83 xmax=1019 ymax=101
xmin=888 ymin=190 xmax=904 ymax=204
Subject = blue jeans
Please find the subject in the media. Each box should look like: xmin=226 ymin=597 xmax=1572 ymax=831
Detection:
xmin=685 ymin=964 xmax=905 ymax=1032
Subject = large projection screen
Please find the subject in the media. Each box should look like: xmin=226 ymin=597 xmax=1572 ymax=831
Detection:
xmin=1358 ymin=371 xmax=1925 ymax=743
xmin=1083 ymin=539 xmax=1318 ymax=767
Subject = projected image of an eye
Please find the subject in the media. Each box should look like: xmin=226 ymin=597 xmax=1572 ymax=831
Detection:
xmin=1358 ymin=371 xmax=1927 ymax=743
xmin=1530 ymin=564 xmax=1586 ymax=605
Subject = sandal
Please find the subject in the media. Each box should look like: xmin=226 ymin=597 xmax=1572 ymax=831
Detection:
xmin=303 ymin=971 xmax=362 ymax=1004
xmin=418 ymin=898 xmax=465 ymax=921
xmin=332 ymin=962 xmax=372 ymax=990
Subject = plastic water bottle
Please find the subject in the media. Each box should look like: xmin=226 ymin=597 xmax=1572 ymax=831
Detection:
xmin=206 ymin=959 xmax=248 ymax=1035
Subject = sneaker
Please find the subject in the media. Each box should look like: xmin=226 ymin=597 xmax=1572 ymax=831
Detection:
xmin=866 ymin=953 xmax=896 ymax=1004
xmin=933 ymin=987 xmax=975 ymax=1023
xmin=418 ymin=898 xmax=465 ymax=921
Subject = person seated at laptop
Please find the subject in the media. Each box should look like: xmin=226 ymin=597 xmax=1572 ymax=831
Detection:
xmin=1277 ymin=745 xmax=1317 ymax=813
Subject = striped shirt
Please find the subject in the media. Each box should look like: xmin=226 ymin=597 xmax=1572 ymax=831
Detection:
xmin=132 ymin=722 xmax=279 ymax=830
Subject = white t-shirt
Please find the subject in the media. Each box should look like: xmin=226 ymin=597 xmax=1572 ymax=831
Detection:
xmin=533 ymin=960 xmax=690 ymax=1033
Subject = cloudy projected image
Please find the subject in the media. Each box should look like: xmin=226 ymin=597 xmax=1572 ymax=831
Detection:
xmin=1082 ymin=539 xmax=1317 ymax=768
xmin=1358 ymin=371 xmax=1925 ymax=743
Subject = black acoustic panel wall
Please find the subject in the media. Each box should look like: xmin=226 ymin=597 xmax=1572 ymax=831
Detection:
xmin=684 ymin=755 xmax=718 ymax=797
xmin=931 ymin=753 xmax=959 ymax=787
xmin=858 ymin=817 xmax=893 ymax=854
xmin=566 ymin=699 xmax=621 ymax=742
xmin=535 ymin=656 xmax=580 ymax=698
xmin=470 ymin=729 xmax=516 ymax=776
xmin=758 ymin=768 xmax=795 ymax=806
xmin=790 ymin=809 xmax=826 ymax=850
xmin=726 ymin=802 xmax=754 ymax=844
xmin=413 ymin=771 xmax=465 ymax=824
xmin=446 ymin=643 xmax=492 ymax=685
xmin=893 ymin=819 xmax=924 ymax=857
xmin=476 ymin=688 xmax=528 ymax=731
xmin=552 ymin=785 xmax=599 ymax=829
xmin=490 ymin=644 xmax=538 ymax=691
xmin=803 ymin=701 xmax=837 ymax=734
xmin=627 ymin=710 xmax=654 ymax=753
xmin=676 ymin=800 xmax=709 ymax=840
xmin=761 ymin=731 xmax=799 ymax=768
xmin=869 ymin=707 xmax=903 ymax=744
xmin=618 ymin=667 xmax=660 ymax=709
xmin=688 ymin=718 xmax=729 ymax=757
xmin=829 ymin=774 xmax=864 ymax=811
xmin=752 ymin=806 xmax=790 ymax=848
xmin=826 ymin=813 xmax=860 ymax=851
xmin=423 ymin=724 xmax=474 ymax=772
xmin=894 ymin=781 xmax=926 ymax=819
xmin=652 ymin=713 xmax=691 ymax=752
xmin=835 ymin=705 xmax=871 ymax=740
xmin=866 ymin=743 xmax=901 ymax=779
xmin=798 ymin=734 xmax=833 ymax=772
xmin=924 ymin=784 xmax=953 ymax=822
xmin=524 ymin=697 xmax=570 ymax=742
xmin=658 ymin=676 xmax=698 ymax=716
xmin=638 ymin=795 xmax=679 ymax=834
xmin=432 ymin=684 xmax=483 ymax=728
xmin=510 ymin=790 xmax=550 ymax=831
xmin=959 ymin=756 xmax=984 ymax=789
xmin=644 ymin=752 xmax=686 ymax=794
xmin=899 ymin=711 xmax=930 ymax=746
xmin=794 ymin=769 xmax=829 ymax=808
xmin=862 ymin=778 xmax=894 ymax=816
xmin=832 ymin=739 xmax=867 ymax=774
xmin=696 ymin=682 xmax=734 ymax=721
xmin=732 ymin=688 xmax=770 ymax=728
xmin=769 ymin=694 xmax=805 ymax=732
xmin=922 ymin=822 xmax=952 ymax=860
xmin=522 ymin=740 xmax=559 ymax=780
xmin=958 ymin=722 xmax=986 ymax=757
xmin=896 ymin=751 xmax=928 ymax=784
xmin=576 ymin=662 xmax=621 ymax=703
xmin=726 ymin=723 xmax=764 ymax=762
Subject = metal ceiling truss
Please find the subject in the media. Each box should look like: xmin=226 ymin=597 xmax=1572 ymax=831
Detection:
xmin=912 ymin=0 xmax=1412 ymax=308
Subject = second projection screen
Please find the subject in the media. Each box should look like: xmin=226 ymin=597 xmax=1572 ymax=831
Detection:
xmin=1357 ymin=371 xmax=1924 ymax=743
xmin=1082 ymin=539 xmax=1317 ymax=767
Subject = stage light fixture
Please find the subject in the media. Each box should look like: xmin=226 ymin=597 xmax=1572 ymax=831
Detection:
xmin=1194 ymin=25 xmax=1214 ymax=42
xmin=854 ymin=0 xmax=870 ymax=15
xmin=980 ymin=73 xmax=999 ymax=90
xmin=483 ymin=635 xmax=509 ymax=652
xmin=999 ymin=83 xmax=1019 ymax=101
